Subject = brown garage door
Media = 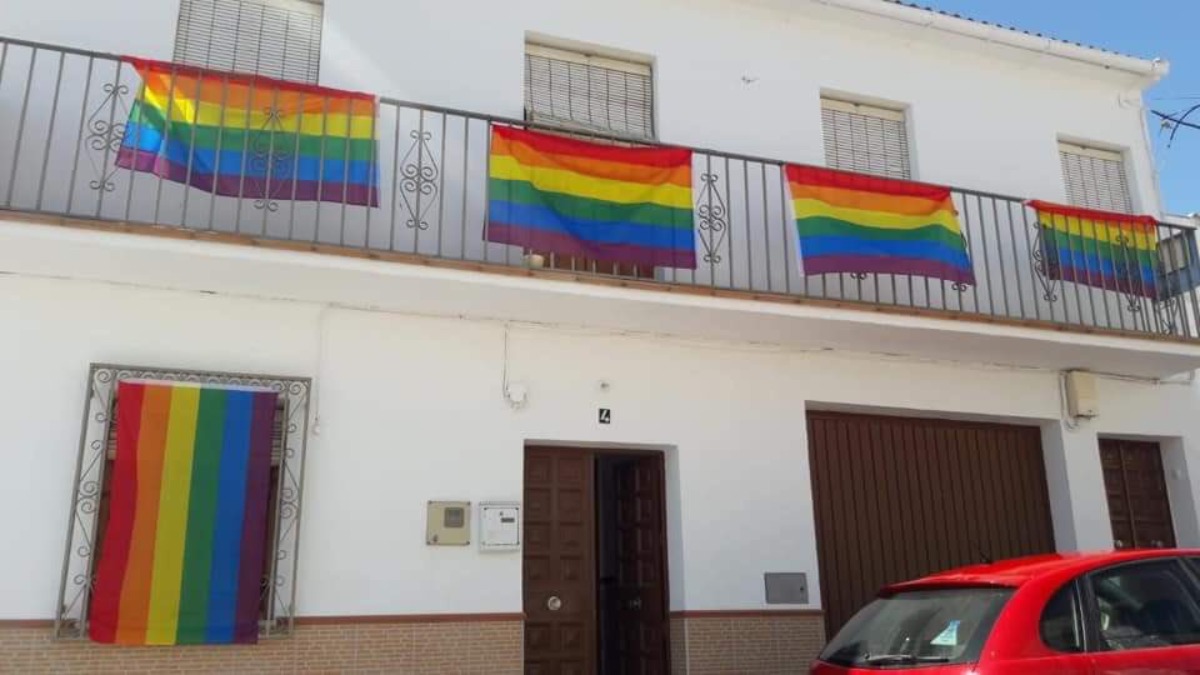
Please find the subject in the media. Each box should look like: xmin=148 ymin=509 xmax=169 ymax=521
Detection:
xmin=808 ymin=412 xmax=1056 ymax=636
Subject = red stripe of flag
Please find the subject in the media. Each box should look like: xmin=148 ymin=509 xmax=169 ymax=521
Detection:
xmin=88 ymin=382 xmax=145 ymax=643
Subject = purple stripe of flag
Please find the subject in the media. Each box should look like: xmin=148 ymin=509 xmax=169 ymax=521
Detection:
xmin=486 ymin=222 xmax=698 ymax=270
xmin=232 ymin=391 xmax=277 ymax=643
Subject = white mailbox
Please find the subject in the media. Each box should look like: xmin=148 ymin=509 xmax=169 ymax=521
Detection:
xmin=479 ymin=502 xmax=521 ymax=552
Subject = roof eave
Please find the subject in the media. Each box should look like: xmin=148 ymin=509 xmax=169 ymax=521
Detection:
xmin=813 ymin=0 xmax=1169 ymax=85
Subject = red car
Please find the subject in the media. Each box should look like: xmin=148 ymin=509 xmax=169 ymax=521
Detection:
xmin=812 ymin=549 xmax=1200 ymax=674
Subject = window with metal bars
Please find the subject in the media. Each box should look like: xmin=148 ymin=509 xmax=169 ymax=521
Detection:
xmin=524 ymin=43 xmax=655 ymax=140
xmin=1059 ymin=142 xmax=1133 ymax=215
xmin=173 ymin=0 xmax=323 ymax=84
xmin=821 ymin=98 xmax=912 ymax=180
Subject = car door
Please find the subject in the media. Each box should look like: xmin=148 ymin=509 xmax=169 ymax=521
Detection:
xmin=1084 ymin=558 xmax=1200 ymax=674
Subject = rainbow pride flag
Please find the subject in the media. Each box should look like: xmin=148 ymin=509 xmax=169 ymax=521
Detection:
xmin=787 ymin=165 xmax=975 ymax=284
xmin=116 ymin=57 xmax=379 ymax=206
xmin=487 ymin=125 xmax=696 ymax=269
xmin=89 ymin=381 xmax=277 ymax=645
xmin=1030 ymin=200 xmax=1159 ymax=298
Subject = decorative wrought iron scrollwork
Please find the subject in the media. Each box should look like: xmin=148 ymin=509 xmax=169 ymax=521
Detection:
xmin=951 ymin=282 xmax=971 ymax=293
xmin=398 ymin=129 xmax=440 ymax=231
xmin=695 ymin=171 xmax=728 ymax=264
xmin=1030 ymin=221 xmax=1060 ymax=303
xmin=849 ymin=272 xmax=870 ymax=281
xmin=56 ymin=364 xmax=312 ymax=640
xmin=1154 ymin=299 xmax=1180 ymax=335
xmin=248 ymin=106 xmax=293 ymax=213
xmin=85 ymin=83 xmax=130 ymax=193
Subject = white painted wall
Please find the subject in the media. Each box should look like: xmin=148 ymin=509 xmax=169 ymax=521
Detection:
xmin=2 ymin=223 xmax=1200 ymax=620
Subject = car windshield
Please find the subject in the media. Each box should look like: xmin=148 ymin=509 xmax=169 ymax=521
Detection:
xmin=820 ymin=587 xmax=1014 ymax=669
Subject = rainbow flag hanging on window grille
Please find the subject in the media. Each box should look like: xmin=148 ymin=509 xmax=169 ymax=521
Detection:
xmin=486 ymin=125 xmax=697 ymax=269
xmin=1029 ymin=200 xmax=1160 ymax=299
xmin=88 ymin=381 xmax=277 ymax=645
xmin=116 ymin=57 xmax=380 ymax=206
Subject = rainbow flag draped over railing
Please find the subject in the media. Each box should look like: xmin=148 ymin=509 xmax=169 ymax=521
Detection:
xmin=487 ymin=125 xmax=697 ymax=269
xmin=116 ymin=57 xmax=379 ymax=206
xmin=787 ymin=165 xmax=975 ymax=284
xmin=1029 ymin=200 xmax=1160 ymax=299
xmin=89 ymin=381 xmax=277 ymax=645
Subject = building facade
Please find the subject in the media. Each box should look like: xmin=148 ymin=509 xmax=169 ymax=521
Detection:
xmin=1 ymin=0 xmax=1199 ymax=673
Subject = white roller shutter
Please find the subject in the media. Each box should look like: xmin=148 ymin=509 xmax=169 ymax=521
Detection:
xmin=1059 ymin=142 xmax=1133 ymax=214
xmin=524 ymin=43 xmax=655 ymax=140
xmin=821 ymin=98 xmax=912 ymax=180
xmin=173 ymin=0 xmax=323 ymax=85
xmin=820 ymin=97 xmax=912 ymax=180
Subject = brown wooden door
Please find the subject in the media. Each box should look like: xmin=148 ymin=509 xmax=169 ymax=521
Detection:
xmin=614 ymin=456 xmax=669 ymax=675
xmin=524 ymin=448 xmax=597 ymax=675
xmin=808 ymin=412 xmax=1056 ymax=637
xmin=1100 ymin=439 xmax=1176 ymax=550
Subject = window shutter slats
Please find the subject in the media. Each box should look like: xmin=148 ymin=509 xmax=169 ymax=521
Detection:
xmin=821 ymin=100 xmax=912 ymax=181
xmin=174 ymin=0 xmax=322 ymax=85
xmin=524 ymin=47 xmax=654 ymax=140
xmin=1059 ymin=144 xmax=1132 ymax=215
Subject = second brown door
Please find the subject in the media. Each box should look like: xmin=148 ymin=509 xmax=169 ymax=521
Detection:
xmin=1100 ymin=439 xmax=1176 ymax=550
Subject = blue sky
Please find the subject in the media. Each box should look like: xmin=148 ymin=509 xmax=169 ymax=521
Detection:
xmin=919 ymin=0 xmax=1199 ymax=215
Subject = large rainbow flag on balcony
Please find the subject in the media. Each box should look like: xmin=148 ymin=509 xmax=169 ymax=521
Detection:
xmin=487 ymin=125 xmax=697 ymax=269
xmin=787 ymin=165 xmax=975 ymax=284
xmin=116 ymin=57 xmax=379 ymax=206
xmin=1029 ymin=200 xmax=1159 ymax=298
xmin=89 ymin=381 xmax=276 ymax=645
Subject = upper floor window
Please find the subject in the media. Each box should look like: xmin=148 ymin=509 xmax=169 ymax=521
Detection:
xmin=173 ymin=0 xmax=323 ymax=84
xmin=1059 ymin=141 xmax=1133 ymax=215
xmin=821 ymin=97 xmax=912 ymax=180
xmin=524 ymin=43 xmax=655 ymax=140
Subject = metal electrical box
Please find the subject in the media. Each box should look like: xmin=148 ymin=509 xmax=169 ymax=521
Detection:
xmin=479 ymin=502 xmax=521 ymax=552
xmin=426 ymin=501 xmax=471 ymax=545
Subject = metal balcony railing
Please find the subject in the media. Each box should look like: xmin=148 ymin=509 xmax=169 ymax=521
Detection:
xmin=2 ymin=36 xmax=1199 ymax=340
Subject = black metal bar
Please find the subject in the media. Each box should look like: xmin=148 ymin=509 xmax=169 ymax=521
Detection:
xmin=1002 ymin=201 xmax=1025 ymax=319
xmin=435 ymin=111 xmax=447 ymax=257
xmin=65 ymin=55 xmax=95 ymax=216
xmin=151 ymin=63 xmax=182 ymax=225
xmin=285 ymin=87 xmax=307 ymax=242
xmin=723 ymin=155 xmax=732 ymax=289
xmin=92 ymin=58 xmax=122 ymax=218
xmin=338 ymin=90 xmax=354 ymax=246
xmin=311 ymin=95 xmax=330 ymax=243
xmin=34 ymin=51 xmax=66 ymax=211
xmin=741 ymin=160 xmax=752 ymax=291
xmin=778 ymin=163 xmax=793 ymax=295
xmin=988 ymin=196 xmax=1011 ymax=318
xmin=5 ymin=47 xmax=37 ymax=207
xmin=206 ymin=72 xmax=233 ymax=231
xmin=180 ymin=68 xmax=208 ymax=228
xmin=388 ymin=103 xmax=401 ymax=252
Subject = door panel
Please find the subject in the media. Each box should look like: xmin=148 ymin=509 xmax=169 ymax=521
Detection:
xmin=1100 ymin=440 xmax=1176 ymax=550
xmin=614 ymin=456 xmax=669 ymax=675
xmin=524 ymin=448 xmax=596 ymax=675
xmin=807 ymin=412 xmax=1056 ymax=637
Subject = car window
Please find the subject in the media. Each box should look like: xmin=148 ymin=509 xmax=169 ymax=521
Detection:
xmin=1041 ymin=582 xmax=1084 ymax=652
xmin=1090 ymin=561 xmax=1200 ymax=651
xmin=819 ymin=587 xmax=1013 ymax=668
